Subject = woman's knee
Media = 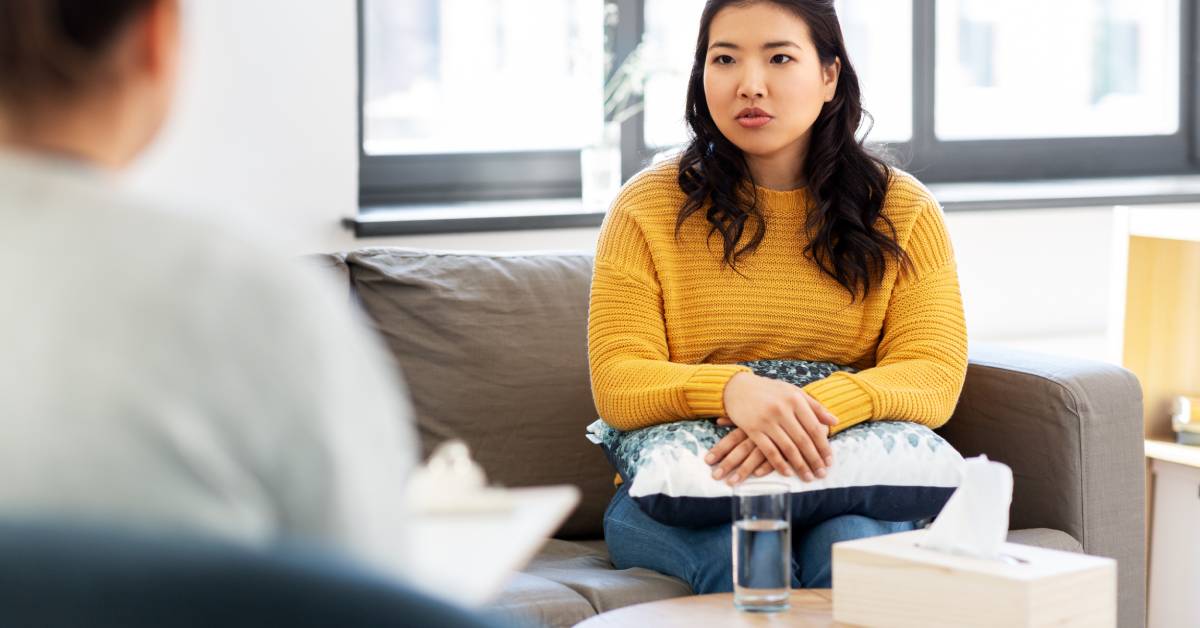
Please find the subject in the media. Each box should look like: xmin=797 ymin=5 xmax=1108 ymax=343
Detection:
xmin=690 ymin=557 xmax=733 ymax=594
xmin=796 ymin=515 xmax=918 ymax=588
xmin=603 ymin=490 xmax=732 ymax=593
xmin=809 ymin=514 xmax=897 ymax=545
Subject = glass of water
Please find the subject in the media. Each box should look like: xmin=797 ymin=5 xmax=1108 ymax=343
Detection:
xmin=732 ymin=481 xmax=792 ymax=612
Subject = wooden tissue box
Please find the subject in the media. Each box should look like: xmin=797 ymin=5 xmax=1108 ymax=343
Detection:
xmin=832 ymin=529 xmax=1116 ymax=627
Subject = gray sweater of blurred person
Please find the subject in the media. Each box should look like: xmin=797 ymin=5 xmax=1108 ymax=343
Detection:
xmin=0 ymin=150 xmax=417 ymax=581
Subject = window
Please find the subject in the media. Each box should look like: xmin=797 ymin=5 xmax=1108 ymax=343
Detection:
xmin=359 ymin=0 xmax=603 ymax=204
xmin=935 ymin=0 xmax=1179 ymax=140
xmin=357 ymin=0 xmax=1198 ymax=227
xmin=837 ymin=0 xmax=913 ymax=143
xmin=913 ymin=0 xmax=1189 ymax=181
xmin=363 ymin=0 xmax=603 ymax=155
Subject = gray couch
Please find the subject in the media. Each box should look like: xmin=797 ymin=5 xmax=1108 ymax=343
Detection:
xmin=315 ymin=247 xmax=1146 ymax=628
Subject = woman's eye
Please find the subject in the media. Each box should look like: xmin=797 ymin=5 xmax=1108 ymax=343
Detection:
xmin=712 ymin=54 xmax=735 ymax=65
xmin=771 ymin=54 xmax=794 ymax=64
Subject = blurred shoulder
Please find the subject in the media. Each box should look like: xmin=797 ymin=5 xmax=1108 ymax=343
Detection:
xmin=52 ymin=178 xmax=357 ymax=338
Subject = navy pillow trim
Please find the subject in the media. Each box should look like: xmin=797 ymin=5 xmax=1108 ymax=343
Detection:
xmin=632 ymin=485 xmax=957 ymax=529
xmin=597 ymin=443 xmax=632 ymax=485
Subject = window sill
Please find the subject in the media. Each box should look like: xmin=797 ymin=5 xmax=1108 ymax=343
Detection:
xmin=347 ymin=174 xmax=1200 ymax=237
xmin=346 ymin=198 xmax=607 ymax=237
xmin=928 ymin=174 xmax=1200 ymax=211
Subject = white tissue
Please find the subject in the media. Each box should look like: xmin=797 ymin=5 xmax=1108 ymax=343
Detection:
xmin=917 ymin=455 xmax=1013 ymax=560
xmin=407 ymin=440 xmax=514 ymax=515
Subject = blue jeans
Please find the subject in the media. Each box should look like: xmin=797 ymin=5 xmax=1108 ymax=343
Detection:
xmin=603 ymin=483 xmax=918 ymax=593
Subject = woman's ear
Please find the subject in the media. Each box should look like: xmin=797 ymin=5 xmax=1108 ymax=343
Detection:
xmin=141 ymin=0 xmax=181 ymax=82
xmin=822 ymin=56 xmax=841 ymax=103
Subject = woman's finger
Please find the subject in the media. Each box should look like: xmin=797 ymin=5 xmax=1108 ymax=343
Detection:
xmin=805 ymin=406 xmax=835 ymax=466
xmin=805 ymin=393 xmax=839 ymax=427
xmin=792 ymin=397 xmax=833 ymax=472
xmin=705 ymin=427 xmax=747 ymax=465
xmin=804 ymin=416 xmax=834 ymax=468
xmin=754 ymin=460 xmax=772 ymax=477
xmin=714 ymin=437 xmax=756 ymax=482
xmin=733 ymin=447 xmax=767 ymax=484
xmin=747 ymin=431 xmax=791 ymax=477
xmin=778 ymin=398 xmax=826 ymax=477
xmin=768 ymin=423 xmax=812 ymax=481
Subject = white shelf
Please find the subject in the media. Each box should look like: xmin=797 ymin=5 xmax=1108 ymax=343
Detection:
xmin=1120 ymin=204 xmax=1200 ymax=242
xmin=1145 ymin=438 xmax=1200 ymax=469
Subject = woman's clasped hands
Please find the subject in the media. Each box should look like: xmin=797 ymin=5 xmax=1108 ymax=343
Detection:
xmin=706 ymin=371 xmax=839 ymax=486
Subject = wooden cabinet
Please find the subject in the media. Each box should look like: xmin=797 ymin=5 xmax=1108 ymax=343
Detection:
xmin=1109 ymin=206 xmax=1200 ymax=442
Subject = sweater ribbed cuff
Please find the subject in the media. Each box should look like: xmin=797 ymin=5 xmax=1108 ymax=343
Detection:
xmin=803 ymin=374 xmax=874 ymax=435
xmin=682 ymin=364 xmax=753 ymax=418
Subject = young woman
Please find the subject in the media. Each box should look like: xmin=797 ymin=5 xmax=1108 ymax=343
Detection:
xmin=588 ymin=0 xmax=968 ymax=591
xmin=0 ymin=0 xmax=417 ymax=582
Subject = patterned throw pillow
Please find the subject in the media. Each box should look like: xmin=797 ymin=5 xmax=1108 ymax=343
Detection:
xmin=586 ymin=360 xmax=964 ymax=528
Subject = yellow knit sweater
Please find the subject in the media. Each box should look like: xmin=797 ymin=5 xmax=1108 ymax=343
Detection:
xmin=587 ymin=159 xmax=968 ymax=438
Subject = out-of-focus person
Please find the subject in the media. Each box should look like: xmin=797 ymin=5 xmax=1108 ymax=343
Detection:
xmin=0 ymin=0 xmax=418 ymax=581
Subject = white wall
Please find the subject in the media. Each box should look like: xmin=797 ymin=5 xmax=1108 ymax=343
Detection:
xmin=958 ymin=208 xmax=1118 ymax=362
xmin=127 ymin=0 xmax=1120 ymax=356
xmin=128 ymin=0 xmax=361 ymax=253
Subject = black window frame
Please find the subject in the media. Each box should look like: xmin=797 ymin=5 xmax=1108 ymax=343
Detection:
xmin=357 ymin=0 xmax=1200 ymax=216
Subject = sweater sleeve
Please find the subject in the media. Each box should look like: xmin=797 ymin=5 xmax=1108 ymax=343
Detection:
xmin=801 ymin=198 xmax=969 ymax=435
xmin=588 ymin=195 xmax=751 ymax=431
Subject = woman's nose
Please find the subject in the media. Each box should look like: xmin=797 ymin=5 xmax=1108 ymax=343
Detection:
xmin=737 ymin=68 xmax=766 ymax=100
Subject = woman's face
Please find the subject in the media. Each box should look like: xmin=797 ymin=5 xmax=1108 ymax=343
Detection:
xmin=702 ymin=2 xmax=839 ymax=163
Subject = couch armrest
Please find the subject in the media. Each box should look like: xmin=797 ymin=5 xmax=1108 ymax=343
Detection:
xmin=938 ymin=344 xmax=1145 ymax=628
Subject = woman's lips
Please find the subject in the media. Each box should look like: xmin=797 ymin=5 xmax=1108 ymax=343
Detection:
xmin=736 ymin=115 xmax=773 ymax=129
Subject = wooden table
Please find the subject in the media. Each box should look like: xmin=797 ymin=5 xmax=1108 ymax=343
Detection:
xmin=575 ymin=590 xmax=845 ymax=627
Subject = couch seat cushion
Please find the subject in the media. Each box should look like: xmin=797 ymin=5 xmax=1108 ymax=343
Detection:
xmin=1006 ymin=528 xmax=1082 ymax=552
xmin=524 ymin=540 xmax=690 ymax=615
xmin=484 ymin=571 xmax=596 ymax=628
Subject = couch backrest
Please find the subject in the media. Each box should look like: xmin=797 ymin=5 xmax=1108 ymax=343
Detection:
xmin=337 ymin=248 xmax=613 ymax=539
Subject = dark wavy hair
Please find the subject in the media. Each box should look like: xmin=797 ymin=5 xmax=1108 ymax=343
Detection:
xmin=676 ymin=0 xmax=910 ymax=301
xmin=0 ymin=0 xmax=156 ymax=114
